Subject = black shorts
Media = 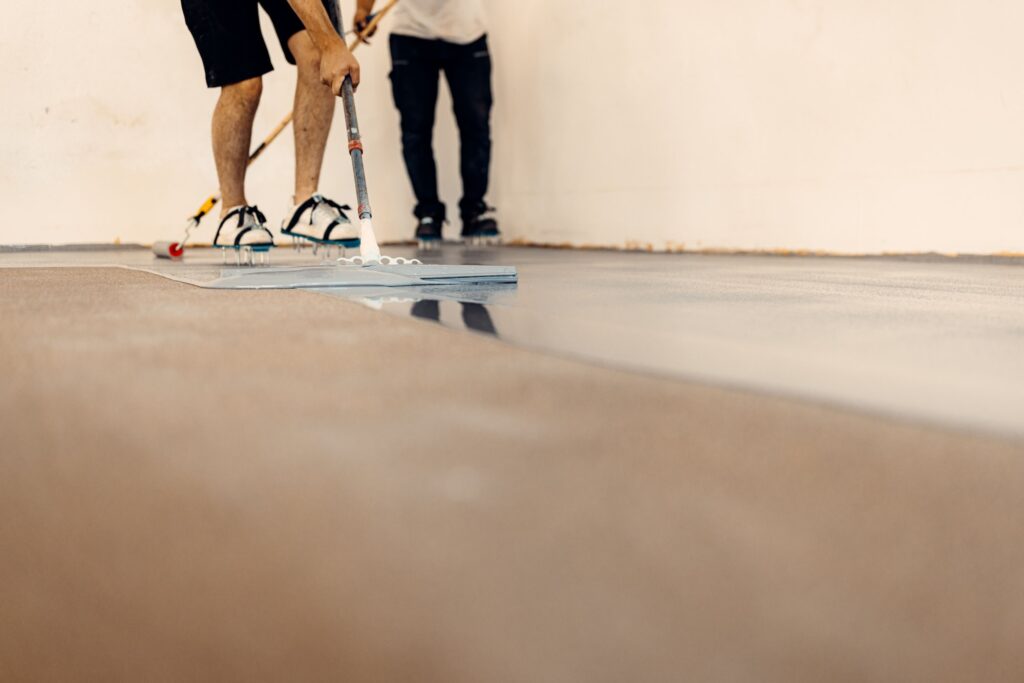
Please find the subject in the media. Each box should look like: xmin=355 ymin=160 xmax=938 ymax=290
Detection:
xmin=181 ymin=0 xmax=340 ymax=88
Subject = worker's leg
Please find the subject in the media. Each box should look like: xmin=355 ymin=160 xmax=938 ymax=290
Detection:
xmin=288 ymin=30 xmax=336 ymax=204
xmin=212 ymin=77 xmax=263 ymax=212
xmin=263 ymin=0 xmax=356 ymax=244
xmin=181 ymin=0 xmax=275 ymax=214
xmin=390 ymin=34 xmax=444 ymax=220
xmin=442 ymin=35 xmax=494 ymax=220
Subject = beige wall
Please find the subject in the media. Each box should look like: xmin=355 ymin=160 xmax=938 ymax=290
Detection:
xmin=3 ymin=0 xmax=1024 ymax=254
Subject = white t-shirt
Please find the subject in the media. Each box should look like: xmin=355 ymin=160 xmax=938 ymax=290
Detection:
xmin=389 ymin=0 xmax=486 ymax=45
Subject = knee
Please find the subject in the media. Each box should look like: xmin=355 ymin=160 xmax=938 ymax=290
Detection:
xmin=289 ymin=32 xmax=321 ymax=79
xmin=400 ymin=114 xmax=434 ymax=142
xmin=401 ymin=127 xmax=432 ymax=148
xmin=457 ymin=113 xmax=490 ymax=141
xmin=455 ymin=99 xmax=492 ymax=131
xmin=296 ymin=51 xmax=321 ymax=81
xmin=222 ymin=76 xmax=263 ymax=108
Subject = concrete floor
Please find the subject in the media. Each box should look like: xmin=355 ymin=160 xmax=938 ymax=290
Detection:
xmin=1 ymin=250 xmax=1024 ymax=681
xmin=4 ymin=246 xmax=1023 ymax=436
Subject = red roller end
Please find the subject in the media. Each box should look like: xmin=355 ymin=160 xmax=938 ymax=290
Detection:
xmin=153 ymin=241 xmax=185 ymax=260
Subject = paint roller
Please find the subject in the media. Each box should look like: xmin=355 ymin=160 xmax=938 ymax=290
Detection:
xmin=151 ymin=241 xmax=185 ymax=259
xmin=153 ymin=0 xmax=399 ymax=260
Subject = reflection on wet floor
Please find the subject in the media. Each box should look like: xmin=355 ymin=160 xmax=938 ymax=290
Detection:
xmin=411 ymin=300 xmax=499 ymax=337
xmin=314 ymin=243 xmax=1024 ymax=438
xmin=2 ymin=244 xmax=1023 ymax=437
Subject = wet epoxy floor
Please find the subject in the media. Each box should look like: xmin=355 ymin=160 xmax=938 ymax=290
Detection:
xmin=2 ymin=244 xmax=1022 ymax=437
xmin=326 ymin=244 xmax=1024 ymax=438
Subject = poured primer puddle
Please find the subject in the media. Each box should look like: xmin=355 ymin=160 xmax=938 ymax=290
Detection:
xmin=203 ymin=263 xmax=516 ymax=289
xmin=0 ymin=246 xmax=515 ymax=290
xmin=139 ymin=261 xmax=515 ymax=290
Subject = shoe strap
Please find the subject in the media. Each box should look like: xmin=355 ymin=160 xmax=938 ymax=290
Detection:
xmin=286 ymin=196 xmax=352 ymax=233
xmin=215 ymin=205 xmax=267 ymax=245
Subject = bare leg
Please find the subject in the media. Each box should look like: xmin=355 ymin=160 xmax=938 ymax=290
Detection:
xmin=212 ymin=77 xmax=263 ymax=215
xmin=289 ymin=31 xmax=336 ymax=204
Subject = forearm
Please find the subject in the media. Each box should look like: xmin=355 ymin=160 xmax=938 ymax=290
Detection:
xmin=357 ymin=0 xmax=376 ymax=15
xmin=286 ymin=0 xmax=346 ymax=51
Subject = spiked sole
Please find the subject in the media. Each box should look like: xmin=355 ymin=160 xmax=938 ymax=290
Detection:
xmin=216 ymin=244 xmax=274 ymax=266
xmin=461 ymin=234 xmax=502 ymax=247
xmin=284 ymin=234 xmax=361 ymax=260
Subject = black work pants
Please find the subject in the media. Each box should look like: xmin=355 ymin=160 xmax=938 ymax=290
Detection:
xmin=389 ymin=34 xmax=493 ymax=220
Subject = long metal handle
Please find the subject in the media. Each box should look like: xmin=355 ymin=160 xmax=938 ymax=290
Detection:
xmin=340 ymin=76 xmax=381 ymax=260
xmin=341 ymin=77 xmax=372 ymax=222
xmin=329 ymin=0 xmax=383 ymax=260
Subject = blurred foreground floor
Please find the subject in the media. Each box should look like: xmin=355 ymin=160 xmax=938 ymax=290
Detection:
xmin=1 ymin=264 xmax=1023 ymax=681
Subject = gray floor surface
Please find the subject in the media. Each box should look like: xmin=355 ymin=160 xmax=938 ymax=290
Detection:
xmin=3 ymin=245 xmax=1021 ymax=438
